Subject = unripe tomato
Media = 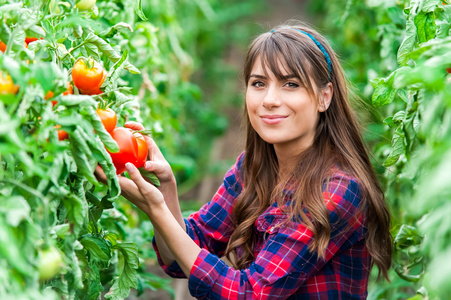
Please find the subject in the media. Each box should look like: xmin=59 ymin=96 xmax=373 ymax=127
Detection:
xmin=0 ymin=71 xmax=19 ymax=95
xmin=0 ymin=41 xmax=6 ymax=53
xmin=108 ymin=127 xmax=139 ymax=174
xmin=96 ymin=108 xmax=117 ymax=133
xmin=76 ymin=0 xmax=97 ymax=11
xmin=38 ymin=246 xmax=63 ymax=281
xmin=135 ymin=133 xmax=148 ymax=168
xmin=72 ymin=58 xmax=105 ymax=95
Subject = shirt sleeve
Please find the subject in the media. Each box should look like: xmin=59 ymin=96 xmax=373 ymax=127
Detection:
xmin=187 ymin=173 xmax=367 ymax=299
xmin=151 ymin=152 xmax=244 ymax=278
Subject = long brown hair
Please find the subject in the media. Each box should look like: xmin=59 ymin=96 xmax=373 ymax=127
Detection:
xmin=224 ymin=23 xmax=392 ymax=280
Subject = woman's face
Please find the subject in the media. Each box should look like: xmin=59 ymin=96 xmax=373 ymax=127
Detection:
xmin=246 ymin=57 xmax=324 ymax=156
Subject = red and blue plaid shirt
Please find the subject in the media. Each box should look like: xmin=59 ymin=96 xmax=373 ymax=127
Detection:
xmin=152 ymin=152 xmax=371 ymax=299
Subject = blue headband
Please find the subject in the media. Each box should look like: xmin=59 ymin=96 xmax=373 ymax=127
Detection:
xmin=270 ymin=29 xmax=332 ymax=81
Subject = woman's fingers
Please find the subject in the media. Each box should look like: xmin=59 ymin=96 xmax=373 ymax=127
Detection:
xmin=125 ymin=163 xmax=164 ymax=204
xmin=94 ymin=165 xmax=108 ymax=185
xmin=124 ymin=121 xmax=144 ymax=131
xmin=144 ymin=161 xmax=172 ymax=182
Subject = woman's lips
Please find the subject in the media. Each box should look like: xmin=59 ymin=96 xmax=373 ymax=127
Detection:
xmin=260 ymin=115 xmax=287 ymax=125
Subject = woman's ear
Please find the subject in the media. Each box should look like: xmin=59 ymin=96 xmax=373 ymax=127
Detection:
xmin=318 ymin=82 xmax=333 ymax=112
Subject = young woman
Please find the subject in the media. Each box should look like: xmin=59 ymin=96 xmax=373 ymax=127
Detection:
xmin=96 ymin=24 xmax=392 ymax=299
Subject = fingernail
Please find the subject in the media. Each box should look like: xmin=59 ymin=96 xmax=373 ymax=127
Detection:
xmin=125 ymin=163 xmax=135 ymax=174
xmin=145 ymin=161 xmax=152 ymax=169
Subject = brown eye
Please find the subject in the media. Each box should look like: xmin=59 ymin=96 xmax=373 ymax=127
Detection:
xmin=285 ymin=82 xmax=299 ymax=88
xmin=251 ymin=81 xmax=265 ymax=88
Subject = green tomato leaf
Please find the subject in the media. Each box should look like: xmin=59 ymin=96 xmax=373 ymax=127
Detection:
xmin=415 ymin=12 xmax=436 ymax=44
xmin=383 ymin=125 xmax=406 ymax=167
xmin=84 ymin=33 xmax=140 ymax=74
xmin=138 ymin=168 xmax=160 ymax=187
xmin=398 ymin=15 xmax=418 ymax=66
xmin=371 ymin=75 xmax=397 ymax=107
xmin=132 ymin=0 xmax=148 ymax=21
xmin=0 ymin=195 xmax=30 ymax=227
xmin=80 ymin=235 xmax=112 ymax=263
xmin=105 ymin=242 xmax=139 ymax=300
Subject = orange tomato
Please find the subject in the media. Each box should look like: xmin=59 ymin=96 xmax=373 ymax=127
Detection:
xmin=96 ymin=108 xmax=117 ymax=133
xmin=0 ymin=71 xmax=19 ymax=95
xmin=134 ymin=133 xmax=148 ymax=168
xmin=0 ymin=41 xmax=6 ymax=53
xmin=55 ymin=125 xmax=69 ymax=141
xmin=71 ymin=58 xmax=105 ymax=95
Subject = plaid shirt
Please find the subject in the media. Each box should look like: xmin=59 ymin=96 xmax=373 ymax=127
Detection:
xmin=152 ymin=152 xmax=370 ymax=299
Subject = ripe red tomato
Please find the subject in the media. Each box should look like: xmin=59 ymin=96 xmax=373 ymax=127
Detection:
xmin=108 ymin=127 xmax=149 ymax=174
xmin=71 ymin=58 xmax=105 ymax=95
xmin=25 ymin=37 xmax=40 ymax=45
xmin=96 ymin=108 xmax=117 ymax=133
xmin=135 ymin=133 xmax=148 ymax=168
xmin=0 ymin=41 xmax=6 ymax=53
xmin=108 ymin=127 xmax=139 ymax=174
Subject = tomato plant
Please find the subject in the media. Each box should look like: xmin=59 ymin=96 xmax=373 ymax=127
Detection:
xmin=72 ymin=58 xmax=105 ymax=95
xmin=0 ymin=0 xmax=261 ymax=299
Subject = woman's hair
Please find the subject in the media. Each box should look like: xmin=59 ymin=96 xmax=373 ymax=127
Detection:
xmin=224 ymin=22 xmax=392 ymax=280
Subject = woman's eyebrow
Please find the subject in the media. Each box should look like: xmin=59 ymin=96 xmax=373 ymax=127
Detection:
xmin=249 ymin=74 xmax=297 ymax=79
xmin=249 ymin=74 xmax=266 ymax=79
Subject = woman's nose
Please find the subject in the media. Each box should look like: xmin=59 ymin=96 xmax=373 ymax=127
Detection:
xmin=262 ymin=85 xmax=281 ymax=109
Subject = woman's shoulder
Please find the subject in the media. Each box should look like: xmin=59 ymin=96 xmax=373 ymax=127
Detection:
xmin=323 ymin=165 xmax=363 ymax=210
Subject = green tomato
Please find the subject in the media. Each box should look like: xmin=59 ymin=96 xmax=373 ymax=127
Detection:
xmin=76 ymin=0 xmax=96 ymax=11
xmin=38 ymin=246 xmax=63 ymax=281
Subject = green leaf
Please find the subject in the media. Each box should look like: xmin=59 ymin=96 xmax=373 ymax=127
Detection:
xmin=61 ymin=193 xmax=88 ymax=232
xmin=80 ymin=235 xmax=112 ymax=263
xmin=57 ymin=95 xmax=97 ymax=107
xmin=0 ymin=195 xmax=30 ymax=227
xmin=105 ymin=242 xmax=139 ymax=300
xmin=84 ymin=33 xmax=140 ymax=74
xmin=398 ymin=14 xmax=418 ymax=66
xmin=100 ymin=22 xmax=133 ymax=39
xmin=383 ymin=125 xmax=406 ymax=167
xmin=414 ymin=12 xmax=436 ymax=44
xmin=80 ymin=105 xmax=119 ymax=153
xmin=132 ymin=0 xmax=148 ymax=21
xmin=138 ymin=168 xmax=160 ymax=187
xmin=371 ymin=74 xmax=397 ymax=107
xmin=86 ymin=263 xmax=104 ymax=300
xmin=69 ymin=134 xmax=98 ymax=186
xmin=394 ymin=224 xmax=423 ymax=249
